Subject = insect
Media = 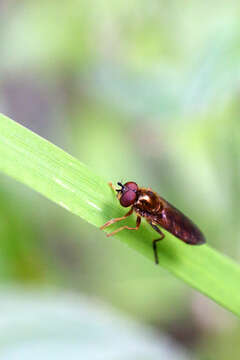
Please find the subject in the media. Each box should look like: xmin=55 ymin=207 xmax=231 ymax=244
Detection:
xmin=100 ymin=181 xmax=206 ymax=264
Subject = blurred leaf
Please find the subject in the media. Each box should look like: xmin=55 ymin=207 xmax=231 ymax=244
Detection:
xmin=0 ymin=288 xmax=190 ymax=360
xmin=89 ymin=25 xmax=240 ymax=121
xmin=88 ymin=65 xmax=181 ymax=119
xmin=0 ymin=113 xmax=240 ymax=317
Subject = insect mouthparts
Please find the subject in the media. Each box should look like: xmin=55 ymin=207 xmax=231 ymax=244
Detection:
xmin=117 ymin=182 xmax=123 ymax=188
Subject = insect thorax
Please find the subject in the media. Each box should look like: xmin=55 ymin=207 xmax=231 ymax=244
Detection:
xmin=135 ymin=189 xmax=161 ymax=214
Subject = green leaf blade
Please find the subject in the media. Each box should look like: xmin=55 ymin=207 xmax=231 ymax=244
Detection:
xmin=0 ymin=113 xmax=240 ymax=316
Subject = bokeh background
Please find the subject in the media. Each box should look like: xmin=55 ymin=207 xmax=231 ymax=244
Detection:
xmin=1 ymin=1 xmax=240 ymax=358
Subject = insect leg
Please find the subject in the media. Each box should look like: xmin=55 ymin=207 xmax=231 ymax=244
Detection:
xmin=105 ymin=216 xmax=141 ymax=237
xmin=100 ymin=208 xmax=133 ymax=230
xmin=149 ymin=223 xmax=165 ymax=265
xmin=108 ymin=182 xmax=116 ymax=191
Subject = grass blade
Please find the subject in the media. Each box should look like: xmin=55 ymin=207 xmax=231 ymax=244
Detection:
xmin=0 ymin=113 xmax=240 ymax=316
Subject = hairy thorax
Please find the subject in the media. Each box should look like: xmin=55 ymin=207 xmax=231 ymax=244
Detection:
xmin=134 ymin=189 xmax=163 ymax=218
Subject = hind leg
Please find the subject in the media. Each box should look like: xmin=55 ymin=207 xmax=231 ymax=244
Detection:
xmin=149 ymin=222 xmax=165 ymax=264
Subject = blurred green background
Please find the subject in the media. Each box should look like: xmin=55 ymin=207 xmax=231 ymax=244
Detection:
xmin=1 ymin=1 xmax=240 ymax=358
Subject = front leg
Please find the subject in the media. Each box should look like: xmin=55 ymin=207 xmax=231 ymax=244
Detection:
xmin=106 ymin=215 xmax=141 ymax=237
xmin=100 ymin=208 xmax=133 ymax=230
xmin=108 ymin=182 xmax=116 ymax=192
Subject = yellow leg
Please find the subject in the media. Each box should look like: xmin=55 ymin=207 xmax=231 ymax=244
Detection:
xmin=100 ymin=208 xmax=133 ymax=230
xmin=108 ymin=182 xmax=116 ymax=191
xmin=106 ymin=216 xmax=141 ymax=237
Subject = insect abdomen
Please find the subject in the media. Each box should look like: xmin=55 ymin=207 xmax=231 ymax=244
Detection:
xmin=157 ymin=207 xmax=205 ymax=245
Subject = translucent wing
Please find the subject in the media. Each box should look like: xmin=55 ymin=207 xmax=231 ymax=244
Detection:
xmin=154 ymin=196 xmax=206 ymax=245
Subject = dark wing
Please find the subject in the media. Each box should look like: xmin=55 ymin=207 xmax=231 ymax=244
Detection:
xmin=154 ymin=197 xmax=206 ymax=245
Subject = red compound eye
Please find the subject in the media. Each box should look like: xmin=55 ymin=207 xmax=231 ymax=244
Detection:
xmin=124 ymin=182 xmax=138 ymax=192
xmin=120 ymin=190 xmax=137 ymax=207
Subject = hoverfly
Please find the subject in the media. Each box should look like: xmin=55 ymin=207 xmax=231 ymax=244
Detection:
xmin=100 ymin=181 xmax=206 ymax=264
